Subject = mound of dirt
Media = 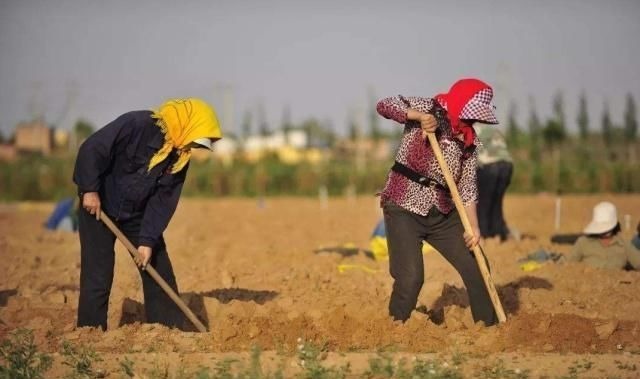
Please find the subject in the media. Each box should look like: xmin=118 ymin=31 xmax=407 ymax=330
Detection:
xmin=1 ymin=195 xmax=640 ymax=374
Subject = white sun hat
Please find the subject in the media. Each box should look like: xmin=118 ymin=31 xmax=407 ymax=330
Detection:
xmin=583 ymin=201 xmax=619 ymax=235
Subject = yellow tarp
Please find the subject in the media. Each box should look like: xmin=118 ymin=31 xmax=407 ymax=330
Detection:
xmin=369 ymin=237 xmax=436 ymax=261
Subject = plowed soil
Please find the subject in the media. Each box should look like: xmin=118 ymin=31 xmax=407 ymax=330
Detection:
xmin=1 ymin=194 xmax=640 ymax=377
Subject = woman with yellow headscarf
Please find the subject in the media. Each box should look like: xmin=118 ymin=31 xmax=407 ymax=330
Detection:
xmin=73 ymin=98 xmax=221 ymax=330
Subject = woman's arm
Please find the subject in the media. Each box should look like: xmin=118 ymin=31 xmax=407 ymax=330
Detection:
xmin=458 ymin=140 xmax=481 ymax=248
xmin=377 ymin=96 xmax=438 ymax=135
xmin=73 ymin=112 xmax=134 ymax=219
xmin=463 ymin=203 xmax=481 ymax=248
xmin=376 ymin=96 xmax=434 ymax=123
xmin=135 ymin=164 xmax=189 ymax=269
xmin=73 ymin=113 xmax=136 ymax=193
xmin=138 ymin=162 xmax=189 ymax=249
xmin=458 ymin=142 xmax=480 ymax=207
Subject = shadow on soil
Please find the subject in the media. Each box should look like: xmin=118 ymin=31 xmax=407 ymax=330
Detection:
xmin=118 ymin=288 xmax=279 ymax=332
xmin=0 ymin=289 xmax=18 ymax=306
xmin=421 ymin=275 xmax=553 ymax=324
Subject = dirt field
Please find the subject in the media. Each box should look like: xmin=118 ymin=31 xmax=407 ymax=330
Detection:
xmin=1 ymin=194 xmax=640 ymax=378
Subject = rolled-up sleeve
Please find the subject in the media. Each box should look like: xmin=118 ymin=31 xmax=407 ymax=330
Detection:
xmin=73 ymin=114 xmax=133 ymax=194
xmin=376 ymin=96 xmax=434 ymax=124
xmin=138 ymin=163 xmax=189 ymax=247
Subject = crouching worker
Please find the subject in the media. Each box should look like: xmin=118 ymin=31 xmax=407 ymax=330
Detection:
xmin=73 ymin=98 xmax=222 ymax=330
xmin=566 ymin=201 xmax=640 ymax=270
xmin=376 ymin=78 xmax=499 ymax=326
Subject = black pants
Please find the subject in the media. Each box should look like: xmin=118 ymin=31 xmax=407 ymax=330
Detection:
xmin=383 ymin=202 xmax=497 ymax=325
xmin=477 ymin=161 xmax=513 ymax=240
xmin=77 ymin=208 xmax=184 ymax=330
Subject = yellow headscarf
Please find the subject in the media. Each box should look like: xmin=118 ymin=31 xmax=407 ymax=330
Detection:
xmin=149 ymin=98 xmax=222 ymax=173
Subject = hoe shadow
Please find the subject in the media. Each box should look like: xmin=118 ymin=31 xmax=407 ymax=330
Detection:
xmin=181 ymin=288 xmax=279 ymax=332
xmin=197 ymin=288 xmax=279 ymax=304
xmin=419 ymin=276 xmax=553 ymax=325
xmin=497 ymin=275 xmax=554 ymax=316
xmin=118 ymin=288 xmax=279 ymax=332
xmin=0 ymin=289 xmax=18 ymax=307
xmin=118 ymin=296 xmax=205 ymax=332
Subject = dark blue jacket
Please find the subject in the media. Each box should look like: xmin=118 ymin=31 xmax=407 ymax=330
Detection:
xmin=73 ymin=110 xmax=188 ymax=247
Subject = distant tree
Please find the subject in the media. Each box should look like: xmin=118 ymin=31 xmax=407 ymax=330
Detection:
xmin=531 ymin=164 xmax=545 ymax=192
xmin=505 ymin=102 xmax=521 ymax=147
xmin=543 ymin=119 xmax=566 ymax=147
xmin=0 ymin=130 xmax=5 ymax=143
xmin=368 ymin=95 xmax=382 ymax=141
xmin=73 ymin=119 xmax=94 ymax=141
xmin=528 ymin=98 xmax=541 ymax=138
xmin=624 ymin=93 xmax=637 ymax=141
xmin=543 ymin=92 xmax=566 ymax=145
xmin=281 ymin=106 xmax=292 ymax=133
xmin=528 ymin=99 xmax=542 ymax=161
xmin=241 ymin=111 xmax=252 ymax=139
xmin=552 ymin=92 xmax=566 ymax=132
xmin=577 ymin=92 xmax=589 ymax=140
xmin=301 ymin=118 xmax=334 ymax=148
xmin=389 ymin=127 xmax=403 ymax=141
xmin=257 ymin=105 xmax=269 ymax=137
xmin=281 ymin=106 xmax=292 ymax=143
xmin=557 ymin=159 xmax=572 ymax=192
xmin=259 ymin=122 xmax=269 ymax=137
xmin=322 ymin=119 xmax=337 ymax=147
xmin=348 ymin=111 xmax=360 ymax=142
xmin=602 ymin=102 xmax=613 ymax=146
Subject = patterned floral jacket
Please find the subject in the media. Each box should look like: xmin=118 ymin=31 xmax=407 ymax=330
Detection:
xmin=377 ymin=95 xmax=479 ymax=216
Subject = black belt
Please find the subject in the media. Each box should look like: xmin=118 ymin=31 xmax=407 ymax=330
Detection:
xmin=391 ymin=161 xmax=450 ymax=195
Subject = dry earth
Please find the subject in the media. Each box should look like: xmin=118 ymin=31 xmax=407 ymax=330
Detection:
xmin=1 ymin=194 xmax=640 ymax=377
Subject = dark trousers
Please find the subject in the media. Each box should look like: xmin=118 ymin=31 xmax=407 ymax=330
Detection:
xmin=477 ymin=161 xmax=513 ymax=240
xmin=77 ymin=208 xmax=184 ymax=330
xmin=383 ymin=202 xmax=497 ymax=326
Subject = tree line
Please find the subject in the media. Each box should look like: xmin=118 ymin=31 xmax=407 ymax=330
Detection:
xmin=0 ymin=93 xmax=638 ymax=200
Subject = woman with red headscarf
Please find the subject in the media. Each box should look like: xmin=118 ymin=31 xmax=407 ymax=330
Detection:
xmin=376 ymin=78 xmax=499 ymax=326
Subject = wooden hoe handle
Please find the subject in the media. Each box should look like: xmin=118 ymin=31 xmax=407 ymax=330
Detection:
xmin=426 ymin=132 xmax=507 ymax=323
xmin=99 ymin=213 xmax=208 ymax=332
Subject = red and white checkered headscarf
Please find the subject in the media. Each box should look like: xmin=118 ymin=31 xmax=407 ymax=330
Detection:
xmin=435 ymin=78 xmax=498 ymax=147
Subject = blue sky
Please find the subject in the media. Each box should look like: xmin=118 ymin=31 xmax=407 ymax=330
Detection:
xmin=1 ymin=0 xmax=639 ymax=137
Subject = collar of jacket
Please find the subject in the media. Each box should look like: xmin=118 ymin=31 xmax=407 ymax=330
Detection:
xmin=147 ymin=130 xmax=165 ymax=150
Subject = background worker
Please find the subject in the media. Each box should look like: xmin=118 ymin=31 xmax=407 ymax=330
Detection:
xmin=566 ymin=201 xmax=640 ymax=270
xmin=73 ymin=98 xmax=222 ymax=330
xmin=475 ymin=124 xmax=514 ymax=242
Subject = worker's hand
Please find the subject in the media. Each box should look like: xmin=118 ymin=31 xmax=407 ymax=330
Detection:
xmin=420 ymin=114 xmax=438 ymax=139
xmin=136 ymin=246 xmax=152 ymax=270
xmin=464 ymin=227 xmax=481 ymax=250
xmin=82 ymin=192 xmax=101 ymax=220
